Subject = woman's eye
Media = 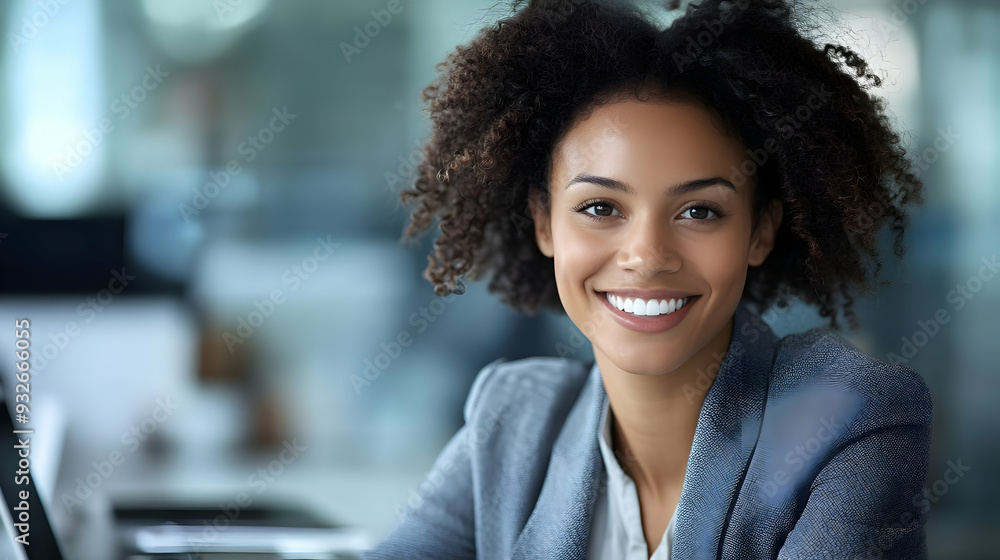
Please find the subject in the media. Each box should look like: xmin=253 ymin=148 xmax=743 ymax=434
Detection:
xmin=583 ymin=202 xmax=620 ymax=218
xmin=681 ymin=206 xmax=718 ymax=220
xmin=576 ymin=201 xmax=721 ymax=221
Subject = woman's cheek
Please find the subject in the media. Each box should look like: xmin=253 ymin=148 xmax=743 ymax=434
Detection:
xmin=705 ymin=228 xmax=752 ymax=299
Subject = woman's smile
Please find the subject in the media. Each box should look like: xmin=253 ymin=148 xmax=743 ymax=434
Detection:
xmin=596 ymin=290 xmax=701 ymax=334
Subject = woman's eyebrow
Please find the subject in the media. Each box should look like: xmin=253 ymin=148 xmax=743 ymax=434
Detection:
xmin=566 ymin=173 xmax=737 ymax=196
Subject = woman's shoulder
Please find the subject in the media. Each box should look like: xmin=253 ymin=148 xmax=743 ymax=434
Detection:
xmin=767 ymin=326 xmax=934 ymax=431
xmin=461 ymin=355 xmax=593 ymax=424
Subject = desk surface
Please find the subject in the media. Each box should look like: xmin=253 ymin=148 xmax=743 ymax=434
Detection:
xmin=54 ymin=456 xmax=427 ymax=560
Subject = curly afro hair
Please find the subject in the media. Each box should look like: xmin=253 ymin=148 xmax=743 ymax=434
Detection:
xmin=396 ymin=0 xmax=925 ymax=331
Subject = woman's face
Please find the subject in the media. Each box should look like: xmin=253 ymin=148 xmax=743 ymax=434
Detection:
xmin=530 ymin=97 xmax=782 ymax=375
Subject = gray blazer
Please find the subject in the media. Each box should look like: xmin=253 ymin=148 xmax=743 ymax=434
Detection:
xmin=363 ymin=300 xmax=934 ymax=559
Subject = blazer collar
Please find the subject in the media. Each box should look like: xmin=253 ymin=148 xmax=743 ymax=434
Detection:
xmin=509 ymin=300 xmax=780 ymax=559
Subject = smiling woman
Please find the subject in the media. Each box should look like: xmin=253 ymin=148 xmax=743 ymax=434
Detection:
xmin=363 ymin=0 xmax=933 ymax=559
xmin=530 ymin=98 xmax=782 ymax=375
xmin=526 ymin=99 xmax=788 ymax=556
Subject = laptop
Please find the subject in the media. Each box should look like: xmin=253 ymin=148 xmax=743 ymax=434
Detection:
xmin=0 ymin=373 xmax=65 ymax=559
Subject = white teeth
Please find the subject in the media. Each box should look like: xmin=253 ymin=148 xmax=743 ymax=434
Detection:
xmin=605 ymin=293 xmax=691 ymax=317
xmin=634 ymin=299 xmax=646 ymax=315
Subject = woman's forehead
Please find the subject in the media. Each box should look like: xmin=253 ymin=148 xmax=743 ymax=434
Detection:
xmin=551 ymin=99 xmax=749 ymax=186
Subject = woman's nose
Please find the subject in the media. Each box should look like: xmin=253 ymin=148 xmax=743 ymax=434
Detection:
xmin=616 ymin=216 xmax=681 ymax=278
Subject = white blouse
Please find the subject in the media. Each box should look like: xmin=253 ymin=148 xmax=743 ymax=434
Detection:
xmin=586 ymin=398 xmax=678 ymax=560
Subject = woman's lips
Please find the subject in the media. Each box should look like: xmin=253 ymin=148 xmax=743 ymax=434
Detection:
xmin=596 ymin=291 xmax=700 ymax=333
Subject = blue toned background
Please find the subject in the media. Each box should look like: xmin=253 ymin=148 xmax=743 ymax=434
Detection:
xmin=0 ymin=0 xmax=995 ymax=558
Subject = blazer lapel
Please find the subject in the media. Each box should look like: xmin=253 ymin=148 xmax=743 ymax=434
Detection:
xmin=509 ymin=301 xmax=779 ymax=560
xmin=508 ymin=359 xmax=607 ymax=559
xmin=671 ymin=301 xmax=780 ymax=559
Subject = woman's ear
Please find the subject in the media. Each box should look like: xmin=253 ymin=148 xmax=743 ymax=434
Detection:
xmin=748 ymin=199 xmax=783 ymax=267
xmin=528 ymin=189 xmax=554 ymax=258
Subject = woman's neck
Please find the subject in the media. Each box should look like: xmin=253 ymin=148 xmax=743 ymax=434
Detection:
xmin=595 ymin=316 xmax=733 ymax=493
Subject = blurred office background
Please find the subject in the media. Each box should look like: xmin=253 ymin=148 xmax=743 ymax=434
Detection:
xmin=0 ymin=0 xmax=995 ymax=558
